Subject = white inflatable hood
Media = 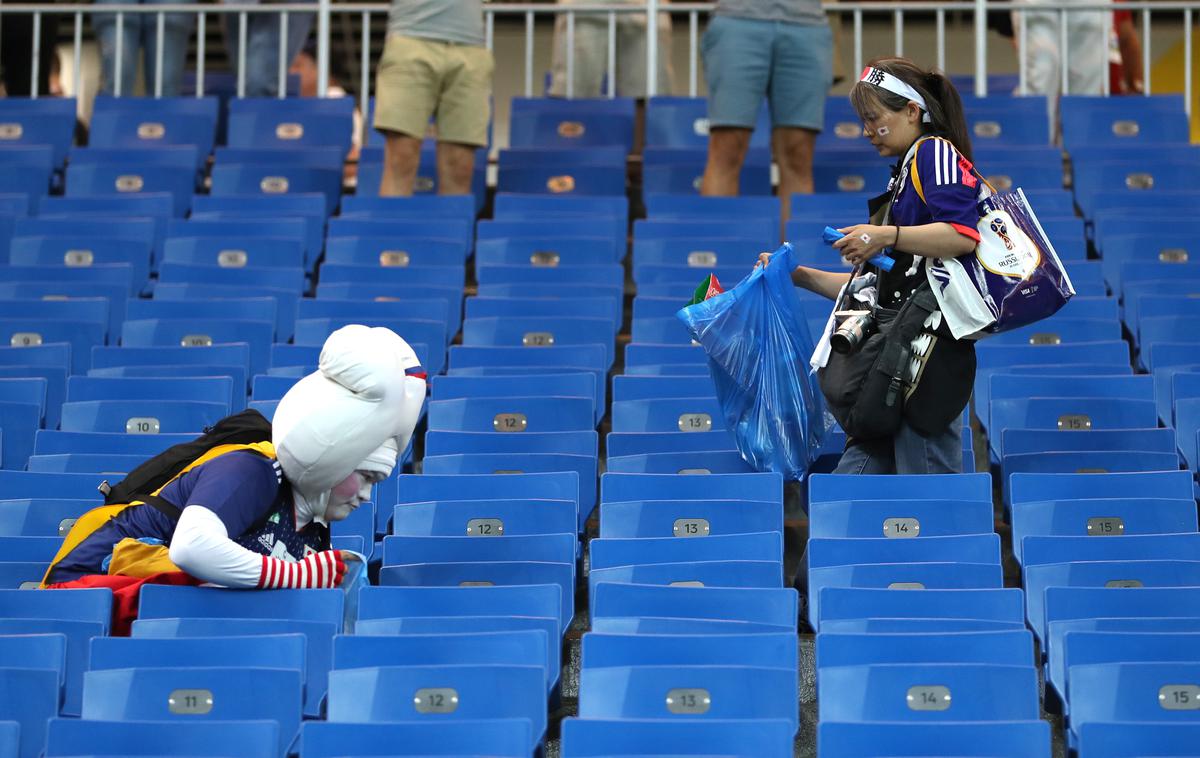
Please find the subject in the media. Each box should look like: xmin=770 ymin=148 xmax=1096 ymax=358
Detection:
xmin=272 ymin=325 xmax=425 ymax=521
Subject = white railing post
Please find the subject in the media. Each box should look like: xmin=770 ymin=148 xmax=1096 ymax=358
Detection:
xmin=279 ymin=11 xmax=289 ymax=99
xmin=974 ymin=0 xmax=987 ymax=96
xmin=647 ymin=0 xmax=659 ymax=97
xmin=156 ymin=11 xmax=165 ymax=97
xmin=607 ymin=12 xmax=617 ymax=98
xmin=1142 ymin=7 xmax=1152 ymax=94
xmin=317 ymin=0 xmax=331 ymax=96
xmin=688 ymin=10 xmax=698 ymax=97
xmin=936 ymin=8 xmax=946 ymax=73
xmin=31 ymin=12 xmax=41 ymax=97
xmin=197 ymin=11 xmax=206 ymax=97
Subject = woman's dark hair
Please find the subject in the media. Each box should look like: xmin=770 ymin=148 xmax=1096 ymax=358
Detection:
xmin=850 ymin=57 xmax=973 ymax=162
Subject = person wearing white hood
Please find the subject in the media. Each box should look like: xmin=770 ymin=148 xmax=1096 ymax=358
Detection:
xmin=43 ymin=326 xmax=426 ymax=589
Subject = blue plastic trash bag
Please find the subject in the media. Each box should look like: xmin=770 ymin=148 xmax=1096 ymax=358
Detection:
xmin=677 ymin=242 xmax=825 ymax=480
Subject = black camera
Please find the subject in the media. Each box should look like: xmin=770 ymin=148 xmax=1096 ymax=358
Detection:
xmin=830 ymin=311 xmax=875 ymax=354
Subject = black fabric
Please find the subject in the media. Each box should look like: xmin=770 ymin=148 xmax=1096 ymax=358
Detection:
xmin=901 ymin=287 xmax=977 ymax=436
xmin=100 ymin=409 xmax=274 ymax=515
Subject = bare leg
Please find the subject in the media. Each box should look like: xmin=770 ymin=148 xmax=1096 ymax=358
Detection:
xmin=436 ymin=141 xmax=476 ymax=195
xmin=700 ymin=126 xmax=753 ymax=196
xmin=774 ymin=126 xmax=817 ymax=227
xmin=380 ymin=130 xmax=421 ymax=197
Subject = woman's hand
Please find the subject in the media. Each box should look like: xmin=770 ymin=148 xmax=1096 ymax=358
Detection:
xmin=755 ymin=251 xmax=772 ymax=270
xmin=833 ymin=224 xmax=897 ymax=267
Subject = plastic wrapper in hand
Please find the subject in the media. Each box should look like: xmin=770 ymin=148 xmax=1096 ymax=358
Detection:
xmin=677 ymin=243 xmax=826 ymax=480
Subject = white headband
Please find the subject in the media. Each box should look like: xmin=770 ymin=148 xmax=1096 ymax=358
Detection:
xmin=860 ymin=66 xmax=932 ymax=123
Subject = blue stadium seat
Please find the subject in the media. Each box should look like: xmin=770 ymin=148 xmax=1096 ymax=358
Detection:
xmin=381 ymin=534 xmax=576 ymax=569
xmin=629 ymin=317 xmax=698 ymax=345
xmin=1077 ymin=721 xmax=1200 ymax=758
xmin=1058 ymin=627 xmax=1200 ymax=703
xmin=816 ymin=587 xmax=1025 ymax=633
xmin=357 ymin=585 xmax=560 ymax=635
xmin=582 ymin=630 xmax=796 ymax=672
xmin=604 ymin=430 xmax=738 ymax=457
xmin=89 ymin=96 xmax=219 ymax=160
xmin=588 ymin=560 xmax=782 ymax=599
xmin=0 ymin=499 xmax=94 ymax=537
xmin=0 ymin=633 xmax=66 ymax=689
xmin=475 ymin=237 xmax=620 ymax=267
xmin=818 ymin=721 xmax=1050 ymax=758
xmin=166 ymin=216 xmax=310 ymax=271
xmin=1009 ymin=470 xmax=1195 ymax=506
xmin=68 ymin=374 xmax=235 ymax=411
xmin=645 ymin=96 xmax=771 ymax=148
xmin=7 ymin=225 xmax=153 ymax=280
xmin=1068 ymin=662 xmax=1200 ymax=744
xmin=611 ymin=375 xmax=717 ymax=403
xmin=990 ymin=397 xmax=1157 ymax=439
xmin=0 ymin=98 xmax=77 ymax=167
xmin=0 ymin=366 xmax=63 ymax=430
xmin=0 ymin=471 xmax=107 ymax=502
xmin=1001 ymin=428 xmax=1176 ymax=458
xmin=154 ymin=283 xmax=297 ymax=342
xmin=509 ymin=96 xmax=634 ymax=150
xmin=395 ymin=471 xmax=577 ymax=507
xmin=162 ymin=235 xmax=304 ymax=271
xmin=44 ymin=719 xmax=278 ymax=758
xmin=138 ymin=585 xmax=343 ymax=627
xmin=819 ymin=662 xmax=1038 ymax=722
xmin=59 ymin=399 xmax=226 ymax=434
xmin=300 ymin=721 xmax=530 ymax=758
xmin=809 ymin=472 xmax=991 ymax=504
xmin=1029 ymin=562 xmax=1200 ymax=658
xmin=421 ymin=453 xmax=595 ymax=523
xmin=600 ymin=471 xmax=782 ymax=507
xmin=0 ymin=667 xmax=61 ymax=758
xmin=391 ymin=499 xmax=577 ymax=539
xmin=209 ymin=163 xmax=341 ymax=214
xmin=323 ymin=236 xmax=469 ymax=269
xmin=296 ymin=299 xmax=455 ymax=343
xmin=462 ymin=316 xmax=614 ymax=367
xmin=26 ymin=452 xmax=145 ymax=473
xmin=0 ymin=561 xmax=50 ymax=588
xmin=379 ymin=562 xmax=574 ymax=635
xmin=333 ymin=630 xmax=550 ymax=688
xmin=1041 ymin=586 xmax=1200 ymax=651
xmin=817 ymin=629 xmax=1033 ymax=671
xmin=605 ymin=450 xmax=756 ymax=475
xmin=561 ymin=717 xmax=794 ymax=758
xmin=120 ymin=317 xmax=273 ymax=376
xmin=0 ymin=721 xmax=14 ymax=758
xmin=1012 ymin=498 xmax=1198 ymax=563
xmin=611 ymin=397 xmax=727 ymax=433
xmin=590 ymin=583 xmax=798 ymax=631
xmin=808 ymin=498 xmax=994 ymax=539
xmin=598 ymin=498 xmax=780 ymax=538
xmin=645 ymin=193 xmax=780 ymax=229
xmin=497 ymin=153 xmax=626 ymax=195
xmin=643 ymin=152 xmax=772 ymax=195
xmin=0 ymin=322 xmax=105 ymax=376
xmin=1179 ymin=397 xmax=1200 ymax=472
xmin=130 ymin=617 xmax=335 ymax=719
xmin=226 ymin=97 xmax=354 ymax=153
xmin=579 ymin=664 xmax=797 ymax=730
xmin=1060 ymin=94 xmax=1188 ymax=151
xmin=65 ymin=159 xmax=195 ymax=216
xmin=89 ymin=634 xmax=306 ymax=693
xmin=91 ymin=677 xmax=296 ymax=758
xmin=216 ymin=145 xmax=345 ymax=171
xmin=1001 ymin=451 xmax=1180 ymax=505
xmin=592 ymin=533 xmax=781 ymax=571
xmin=631 ymin=237 xmax=763 ymax=270
xmin=431 ymin=375 xmax=601 ymax=423
xmin=327 ymin=664 xmax=545 ymax=750
xmin=427 ymin=397 xmax=594 ymax=433
xmin=0 ymin=148 xmax=54 ymax=201
xmin=807 ymin=534 xmax=1001 ymax=568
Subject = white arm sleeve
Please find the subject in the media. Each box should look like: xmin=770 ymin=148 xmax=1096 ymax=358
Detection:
xmin=169 ymin=505 xmax=264 ymax=588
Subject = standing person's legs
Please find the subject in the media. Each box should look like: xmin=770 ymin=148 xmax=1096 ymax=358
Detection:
xmin=832 ymin=437 xmax=897 ymax=475
xmin=549 ymin=15 xmax=609 ymax=98
xmin=141 ymin=2 xmax=194 ymax=97
xmin=432 ymin=43 xmax=492 ymax=195
xmin=225 ymin=0 xmax=314 ymax=97
xmin=769 ymin=20 xmax=832 ymax=207
xmin=892 ymin=414 xmax=965 ymax=474
xmin=93 ymin=0 xmax=142 ymax=96
xmin=374 ymin=35 xmax=443 ymax=197
xmin=700 ymin=16 xmax=770 ymax=196
xmin=614 ymin=12 xmax=675 ymax=98
xmin=1065 ymin=7 xmax=1106 ymax=95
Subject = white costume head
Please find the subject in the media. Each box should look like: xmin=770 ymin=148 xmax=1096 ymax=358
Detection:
xmin=272 ymin=325 xmax=426 ymax=526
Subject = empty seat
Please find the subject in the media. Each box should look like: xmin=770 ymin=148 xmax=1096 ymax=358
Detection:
xmin=0 ymin=499 xmax=94 ymax=538
xmin=1041 ymin=585 xmax=1200 ymax=648
xmin=816 ymin=587 xmax=1025 ymax=633
xmin=560 ymin=717 xmax=794 ymax=758
xmin=1068 ymin=662 xmax=1200 ymax=743
xmin=1011 ymin=498 xmax=1198 ymax=563
xmin=59 ymin=399 xmax=227 ymax=434
xmin=819 ymin=663 xmax=1039 ymax=722
xmin=817 ymin=720 xmax=1051 ymax=758
xmin=591 ymin=583 xmax=797 ymax=632
xmin=599 ymin=498 xmax=781 ymax=538
xmin=44 ymin=718 xmax=278 ymax=758
xmin=427 ymin=397 xmax=594 ymax=433
xmin=809 ymin=498 xmax=994 ymax=539
xmin=358 ymin=585 xmax=560 ymax=632
xmin=0 ymin=667 xmax=65 ymax=758
xmin=509 ymin=97 xmax=634 ymax=150
xmin=226 ymin=97 xmax=354 ymax=153
xmin=333 ymin=630 xmax=551 ymax=690
xmin=1077 ymin=721 xmax=1200 ymax=758
xmin=590 ymin=532 xmax=783 ymax=571
xmin=391 ymin=500 xmax=577 ymax=539
xmin=300 ymin=720 xmax=530 ymax=758
xmin=327 ymin=664 xmax=545 ymax=750
xmin=579 ymin=664 xmax=797 ymax=730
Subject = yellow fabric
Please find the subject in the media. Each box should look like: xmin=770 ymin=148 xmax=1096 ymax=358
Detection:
xmin=40 ymin=442 xmax=277 ymax=588
xmin=106 ymin=538 xmax=180 ymax=578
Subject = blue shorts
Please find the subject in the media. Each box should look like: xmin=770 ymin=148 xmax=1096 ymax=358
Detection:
xmin=702 ymin=15 xmax=833 ymax=132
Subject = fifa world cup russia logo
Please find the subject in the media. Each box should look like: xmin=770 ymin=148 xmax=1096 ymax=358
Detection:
xmin=990 ymin=217 xmax=1015 ymax=250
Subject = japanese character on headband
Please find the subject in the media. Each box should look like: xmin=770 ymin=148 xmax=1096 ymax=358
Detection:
xmin=860 ymin=66 xmax=933 ymax=123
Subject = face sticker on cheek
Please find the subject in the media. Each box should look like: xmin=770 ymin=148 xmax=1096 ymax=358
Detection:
xmin=876 ymin=125 xmax=890 ymax=136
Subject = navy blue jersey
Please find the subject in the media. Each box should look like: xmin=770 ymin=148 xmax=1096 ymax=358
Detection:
xmin=48 ymin=451 xmax=329 ymax=584
xmin=873 ymin=136 xmax=983 ymax=308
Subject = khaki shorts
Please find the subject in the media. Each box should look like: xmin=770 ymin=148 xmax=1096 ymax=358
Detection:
xmin=373 ymin=34 xmax=493 ymax=146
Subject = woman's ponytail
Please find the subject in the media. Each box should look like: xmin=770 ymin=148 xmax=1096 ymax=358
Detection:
xmin=923 ymin=70 xmax=973 ymax=162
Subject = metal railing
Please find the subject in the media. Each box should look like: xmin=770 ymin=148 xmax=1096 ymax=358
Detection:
xmin=0 ymin=1 xmax=1192 ymax=113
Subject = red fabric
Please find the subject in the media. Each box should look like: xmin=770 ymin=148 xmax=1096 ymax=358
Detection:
xmin=46 ymin=572 xmax=203 ymax=636
xmin=257 ymin=550 xmax=346 ymax=589
xmin=950 ymin=222 xmax=982 ymax=242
